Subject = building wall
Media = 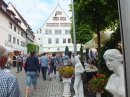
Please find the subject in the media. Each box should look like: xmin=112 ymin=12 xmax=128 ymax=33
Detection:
xmin=0 ymin=10 xmax=27 ymax=54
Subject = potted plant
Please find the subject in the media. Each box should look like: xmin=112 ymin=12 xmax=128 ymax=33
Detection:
xmin=87 ymin=73 xmax=108 ymax=93
xmin=58 ymin=65 xmax=74 ymax=78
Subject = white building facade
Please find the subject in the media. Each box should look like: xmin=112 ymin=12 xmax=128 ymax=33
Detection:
xmin=35 ymin=4 xmax=80 ymax=53
xmin=0 ymin=0 xmax=27 ymax=54
xmin=0 ymin=0 xmax=35 ymax=54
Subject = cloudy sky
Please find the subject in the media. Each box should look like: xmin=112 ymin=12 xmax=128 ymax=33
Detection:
xmin=4 ymin=0 xmax=72 ymax=32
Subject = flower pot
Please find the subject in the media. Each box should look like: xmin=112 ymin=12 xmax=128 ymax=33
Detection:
xmin=63 ymin=74 xmax=72 ymax=78
xmin=96 ymin=89 xmax=104 ymax=93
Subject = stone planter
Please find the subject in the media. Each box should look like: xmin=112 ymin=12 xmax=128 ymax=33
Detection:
xmin=62 ymin=77 xmax=71 ymax=97
xmin=96 ymin=92 xmax=101 ymax=97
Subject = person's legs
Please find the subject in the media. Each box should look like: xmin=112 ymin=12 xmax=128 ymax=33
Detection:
xmin=49 ymin=66 xmax=54 ymax=81
xmin=20 ymin=62 xmax=22 ymax=71
xmin=25 ymin=72 xmax=31 ymax=97
xmin=17 ymin=62 xmax=20 ymax=73
xmin=31 ymin=71 xmax=38 ymax=93
xmin=44 ymin=67 xmax=47 ymax=80
xmin=26 ymin=86 xmax=30 ymax=97
xmin=54 ymin=66 xmax=56 ymax=78
xmin=41 ymin=67 xmax=44 ymax=80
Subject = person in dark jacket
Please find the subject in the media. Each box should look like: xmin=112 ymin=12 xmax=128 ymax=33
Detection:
xmin=24 ymin=50 xmax=40 ymax=97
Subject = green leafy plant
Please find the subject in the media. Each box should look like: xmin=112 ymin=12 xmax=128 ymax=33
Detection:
xmin=58 ymin=65 xmax=74 ymax=78
xmin=87 ymin=73 xmax=108 ymax=93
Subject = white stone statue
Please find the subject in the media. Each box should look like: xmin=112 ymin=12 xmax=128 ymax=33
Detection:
xmin=103 ymin=49 xmax=125 ymax=97
xmin=73 ymin=55 xmax=85 ymax=97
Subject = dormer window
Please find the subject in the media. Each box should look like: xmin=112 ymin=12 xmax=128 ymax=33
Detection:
xmin=18 ymin=22 xmax=21 ymax=26
xmin=56 ymin=11 xmax=62 ymax=15
xmin=11 ymin=14 xmax=14 ymax=19
xmin=2 ymin=5 xmax=6 ymax=12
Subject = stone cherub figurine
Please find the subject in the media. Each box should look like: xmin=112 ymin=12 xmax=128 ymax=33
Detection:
xmin=73 ymin=55 xmax=85 ymax=97
xmin=103 ymin=49 xmax=125 ymax=97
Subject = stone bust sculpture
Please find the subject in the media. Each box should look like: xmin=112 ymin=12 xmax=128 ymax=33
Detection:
xmin=103 ymin=49 xmax=125 ymax=97
xmin=73 ymin=55 xmax=84 ymax=97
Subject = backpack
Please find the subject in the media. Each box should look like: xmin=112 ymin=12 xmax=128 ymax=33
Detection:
xmin=50 ymin=57 xmax=56 ymax=66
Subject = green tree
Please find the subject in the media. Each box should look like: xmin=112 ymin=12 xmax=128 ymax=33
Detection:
xmin=73 ymin=0 xmax=119 ymax=52
xmin=65 ymin=46 xmax=69 ymax=55
xmin=26 ymin=43 xmax=37 ymax=53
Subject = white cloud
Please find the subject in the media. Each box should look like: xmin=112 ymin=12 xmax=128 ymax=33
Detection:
xmin=4 ymin=0 xmax=72 ymax=32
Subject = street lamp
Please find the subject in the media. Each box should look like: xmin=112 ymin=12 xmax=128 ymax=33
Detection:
xmin=71 ymin=0 xmax=77 ymax=56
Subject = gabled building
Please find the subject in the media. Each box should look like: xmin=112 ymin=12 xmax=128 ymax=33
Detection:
xmin=0 ymin=0 xmax=27 ymax=53
xmin=34 ymin=4 xmax=80 ymax=53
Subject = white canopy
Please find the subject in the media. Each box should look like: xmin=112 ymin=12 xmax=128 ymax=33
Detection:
xmin=1 ymin=44 xmax=14 ymax=52
xmin=94 ymin=31 xmax=113 ymax=44
xmin=84 ymin=39 xmax=97 ymax=49
xmin=84 ymin=30 xmax=113 ymax=49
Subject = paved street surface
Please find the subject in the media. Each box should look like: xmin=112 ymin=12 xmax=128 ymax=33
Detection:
xmin=8 ymin=67 xmax=63 ymax=97
xmin=7 ymin=67 xmax=95 ymax=97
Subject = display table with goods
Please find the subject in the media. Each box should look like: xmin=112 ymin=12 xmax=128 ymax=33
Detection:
xmin=58 ymin=65 xmax=74 ymax=97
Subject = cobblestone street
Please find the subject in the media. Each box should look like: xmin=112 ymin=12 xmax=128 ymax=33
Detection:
xmin=9 ymin=67 xmax=63 ymax=97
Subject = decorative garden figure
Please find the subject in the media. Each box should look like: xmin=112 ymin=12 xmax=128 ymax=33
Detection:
xmin=73 ymin=55 xmax=84 ymax=97
xmin=103 ymin=49 xmax=125 ymax=97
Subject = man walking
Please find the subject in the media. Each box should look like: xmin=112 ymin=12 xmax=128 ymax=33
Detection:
xmin=0 ymin=44 xmax=21 ymax=97
xmin=40 ymin=53 xmax=49 ymax=80
xmin=17 ymin=53 xmax=23 ymax=73
xmin=24 ymin=50 xmax=40 ymax=97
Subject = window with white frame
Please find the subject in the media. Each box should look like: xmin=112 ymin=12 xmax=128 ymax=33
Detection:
xmin=14 ymin=26 xmax=16 ymax=32
xmin=17 ymin=39 xmax=19 ymax=45
xmin=68 ymin=38 xmax=71 ymax=43
xmin=65 ymin=30 xmax=70 ymax=34
xmin=55 ymin=30 xmax=61 ymax=34
xmin=21 ymin=41 xmax=22 ymax=46
xmin=21 ymin=32 xmax=23 ymax=37
xmin=23 ymin=42 xmax=25 ymax=47
xmin=67 ymin=23 xmax=71 ymax=27
xmin=49 ymin=30 xmax=52 ymax=34
xmin=45 ymin=29 xmax=52 ymax=34
xmin=55 ymin=38 xmax=59 ymax=43
xmin=60 ymin=17 xmax=66 ymax=21
xmin=13 ymin=37 xmax=16 ymax=43
xmin=8 ymin=34 xmax=11 ymax=42
xmin=63 ymin=38 xmax=66 ymax=43
xmin=53 ymin=17 xmax=59 ymax=20
xmin=9 ymin=22 xmax=12 ymax=29
xmin=46 ymin=23 xmax=53 ymax=27
xmin=48 ymin=38 xmax=52 ymax=44
xmin=54 ymin=23 xmax=59 ymax=27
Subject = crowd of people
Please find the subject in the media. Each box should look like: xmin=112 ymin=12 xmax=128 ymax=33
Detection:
xmin=0 ymin=43 xmax=99 ymax=97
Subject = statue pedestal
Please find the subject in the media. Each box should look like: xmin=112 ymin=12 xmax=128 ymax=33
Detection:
xmin=62 ymin=77 xmax=71 ymax=97
xmin=96 ymin=92 xmax=101 ymax=97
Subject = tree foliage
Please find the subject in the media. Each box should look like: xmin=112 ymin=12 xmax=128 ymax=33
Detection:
xmin=72 ymin=0 xmax=119 ymax=52
xmin=26 ymin=43 xmax=38 ymax=53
